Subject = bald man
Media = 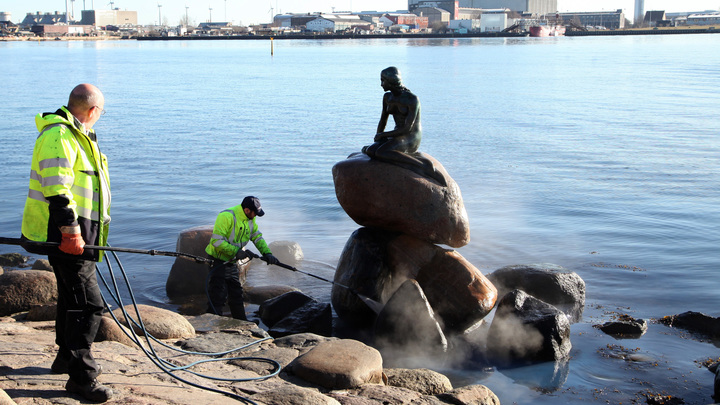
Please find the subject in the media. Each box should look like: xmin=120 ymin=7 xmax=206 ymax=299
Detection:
xmin=21 ymin=84 xmax=114 ymax=402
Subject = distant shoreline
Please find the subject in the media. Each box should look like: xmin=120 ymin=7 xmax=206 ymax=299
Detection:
xmin=2 ymin=25 xmax=717 ymax=42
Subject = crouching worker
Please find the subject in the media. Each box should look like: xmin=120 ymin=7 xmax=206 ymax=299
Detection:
xmin=205 ymin=196 xmax=279 ymax=320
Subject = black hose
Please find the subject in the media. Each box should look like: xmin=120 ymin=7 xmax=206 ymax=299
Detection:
xmin=96 ymin=247 xmax=281 ymax=404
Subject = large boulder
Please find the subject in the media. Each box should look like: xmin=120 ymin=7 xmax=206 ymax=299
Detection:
xmin=111 ymin=304 xmax=195 ymax=339
xmin=384 ymin=368 xmax=453 ymax=395
xmin=332 ymin=153 xmax=469 ymax=248
xmin=166 ymin=226 xmax=248 ymax=299
xmin=259 ymin=291 xmax=315 ymax=328
xmin=245 ymin=285 xmax=300 ymax=305
xmin=415 ymin=249 xmax=497 ymax=332
xmin=268 ymin=300 xmax=333 ymax=338
xmin=0 ymin=270 xmax=57 ymax=316
xmin=487 ymin=263 xmax=585 ymax=321
xmin=332 ymin=229 xmax=497 ymax=332
xmin=659 ymin=311 xmax=720 ymax=340
xmin=289 ymin=339 xmax=384 ymax=389
xmin=487 ymin=290 xmax=571 ymax=367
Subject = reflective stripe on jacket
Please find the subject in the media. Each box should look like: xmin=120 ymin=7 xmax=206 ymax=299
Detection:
xmin=21 ymin=107 xmax=111 ymax=261
xmin=205 ymin=204 xmax=271 ymax=261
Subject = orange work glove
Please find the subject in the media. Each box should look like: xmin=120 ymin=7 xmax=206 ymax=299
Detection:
xmin=59 ymin=226 xmax=85 ymax=255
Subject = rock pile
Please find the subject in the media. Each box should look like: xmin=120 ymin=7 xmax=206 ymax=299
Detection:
xmin=331 ymin=152 xmax=498 ymax=354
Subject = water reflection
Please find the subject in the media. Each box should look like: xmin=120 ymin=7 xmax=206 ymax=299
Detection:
xmin=497 ymin=358 xmax=570 ymax=393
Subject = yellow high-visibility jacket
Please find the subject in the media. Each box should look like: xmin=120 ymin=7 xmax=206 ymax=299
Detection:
xmin=205 ymin=204 xmax=271 ymax=261
xmin=21 ymin=107 xmax=111 ymax=261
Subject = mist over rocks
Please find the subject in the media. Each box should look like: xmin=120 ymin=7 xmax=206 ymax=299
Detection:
xmin=487 ymin=289 xmax=572 ymax=367
xmin=487 ymin=263 xmax=585 ymax=321
xmin=374 ymin=279 xmax=448 ymax=358
xmin=332 ymin=153 xmax=470 ymax=248
xmin=332 ymin=228 xmax=497 ymax=333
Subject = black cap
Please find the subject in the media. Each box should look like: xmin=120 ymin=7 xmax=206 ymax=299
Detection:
xmin=241 ymin=196 xmax=265 ymax=217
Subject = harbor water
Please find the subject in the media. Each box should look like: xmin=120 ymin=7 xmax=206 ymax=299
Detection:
xmin=1 ymin=34 xmax=719 ymax=404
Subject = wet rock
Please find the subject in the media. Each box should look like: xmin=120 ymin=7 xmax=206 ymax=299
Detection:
xmin=487 ymin=263 xmax=585 ymax=321
xmin=112 ymin=304 xmax=195 ymax=339
xmin=487 ymin=289 xmax=571 ymax=367
xmin=659 ymin=311 xmax=720 ymax=339
xmin=26 ymin=304 xmax=56 ymax=321
xmin=332 ymin=229 xmax=496 ymax=331
xmin=245 ymin=285 xmax=300 ymax=305
xmin=166 ymin=226 xmax=249 ymax=298
xmin=597 ymin=314 xmax=647 ymax=338
xmin=30 ymin=259 xmax=52 ymax=271
xmin=332 ymin=153 xmax=469 ymax=248
xmin=0 ymin=253 xmax=28 ymax=267
xmin=95 ymin=316 xmax=137 ymax=347
xmin=259 ymin=291 xmax=315 ymax=328
xmin=415 ymin=249 xmax=497 ymax=332
xmin=384 ymin=368 xmax=453 ymax=395
xmin=268 ymin=300 xmax=332 ymax=338
xmin=332 ymin=228 xmax=398 ymax=326
xmin=0 ymin=270 xmax=57 ymax=317
xmin=374 ymin=279 xmax=447 ymax=357
xmin=250 ymin=385 xmax=341 ymax=405
xmin=437 ymin=384 xmax=500 ymax=405
xmin=289 ymin=339 xmax=384 ymax=389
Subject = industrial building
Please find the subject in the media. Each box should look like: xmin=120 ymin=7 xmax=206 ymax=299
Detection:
xmin=409 ymin=0 xmax=557 ymax=17
xmin=21 ymin=11 xmax=68 ymax=26
xmin=305 ymin=14 xmax=375 ymax=32
xmin=558 ymin=9 xmax=625 ymax=29
xmin=80 ymin=9 xmax=138 ymax=27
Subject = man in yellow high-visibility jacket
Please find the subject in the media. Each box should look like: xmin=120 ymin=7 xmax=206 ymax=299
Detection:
xmin=21 ymin=84 xmax=113 ymax=403
xmin=205 ymin=196 xmax=278 ymax=320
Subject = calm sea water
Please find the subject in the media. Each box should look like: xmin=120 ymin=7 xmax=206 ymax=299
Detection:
xmin=1 ymin=35 xmax=719 ymax=403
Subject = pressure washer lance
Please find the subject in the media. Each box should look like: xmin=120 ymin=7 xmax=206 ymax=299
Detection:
xmin=244 ymin=250 xmax=384 ymax=314
xmin=0 ymin=237 xmax=213 ymax=264
xmin=0 ymin=236 xmax=384 ymax=314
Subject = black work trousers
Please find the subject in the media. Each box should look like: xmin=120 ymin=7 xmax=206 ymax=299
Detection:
xmin=50 ymin=255 xmax=104 ymax=384
xmin=206 ymin=259 xmax=247 ymax=320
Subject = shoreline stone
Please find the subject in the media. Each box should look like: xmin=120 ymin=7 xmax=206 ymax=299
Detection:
xmin=0 ymin=313 xmax=498 ymax=404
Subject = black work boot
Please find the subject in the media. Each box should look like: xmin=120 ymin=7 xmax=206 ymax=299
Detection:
xmin=65 ymin=378 xmax=114 ymax=402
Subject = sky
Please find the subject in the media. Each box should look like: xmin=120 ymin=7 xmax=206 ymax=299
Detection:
xmin=2 ymin=0 xmax=719 ymax=25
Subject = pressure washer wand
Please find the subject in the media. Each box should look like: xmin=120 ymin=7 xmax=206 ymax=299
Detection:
xmin=0 ymin=236 xmax=213 ymax=264
xmin=245 ymin=251 xmax=384 ymax=314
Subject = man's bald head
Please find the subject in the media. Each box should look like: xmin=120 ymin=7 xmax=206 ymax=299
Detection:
xmin=67 ymin=84 xmax=104 ymax=128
